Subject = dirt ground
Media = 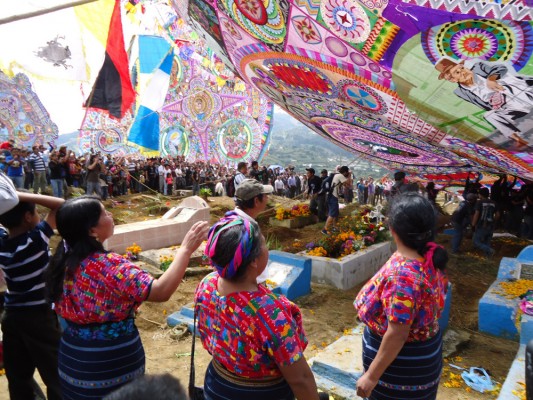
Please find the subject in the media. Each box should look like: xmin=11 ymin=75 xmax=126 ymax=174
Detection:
xmin=0 ymin=193 xmax=528 ymax=399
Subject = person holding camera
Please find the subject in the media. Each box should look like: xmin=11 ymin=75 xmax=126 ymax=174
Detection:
xmin=86 ymin=154 xmax=104 ymax=197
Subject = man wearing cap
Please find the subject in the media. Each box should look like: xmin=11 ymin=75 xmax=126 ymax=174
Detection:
xmin=451 ymin=193 xmax=477 ymax=254
xmin=306 ymin=168 xmax=322 ymax=219
xmin=234 ymin=179 xmax=274 ymax=223
xmin=435 ymin=58 xmax=533 ymax=146
xmin=322 ymin=166 xmax=350 ymax=234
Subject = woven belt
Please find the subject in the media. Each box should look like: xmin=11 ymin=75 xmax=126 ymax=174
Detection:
xmin=212 ymin=359 xmax=285 ymax=387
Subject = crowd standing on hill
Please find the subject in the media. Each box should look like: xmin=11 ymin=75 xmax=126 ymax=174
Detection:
xmin=1 ymin=136 xmax=533 ymax=399
xmin=1 ymin=139 xmax=532 ymax=240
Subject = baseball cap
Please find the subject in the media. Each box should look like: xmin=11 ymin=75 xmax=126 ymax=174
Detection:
xmin=0 ymin=172 xmax=19 ymax=214
xmin=236 ymin=179 xmax=274 ymax=201
xmin=306 ymin=168 xmax=315 ymax=174
xmin=0 ymin=142 xmax=12 ymax=149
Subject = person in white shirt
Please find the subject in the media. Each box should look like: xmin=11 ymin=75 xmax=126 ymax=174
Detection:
xmin=234 ymin=162 xmax=247 ymax=189
xmin=274 ymin=176 xmax=285 ymax=196
xmin=157 ymin=163 xmax=166 ymax=193
xmin=322 ymin=166 xmax=350 ymax=234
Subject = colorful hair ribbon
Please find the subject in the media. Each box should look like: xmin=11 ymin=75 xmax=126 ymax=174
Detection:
xmin=423 ymin=241 xmax=444 ymax=270
xmin=204 ymin=212 xmax=255 ymax=278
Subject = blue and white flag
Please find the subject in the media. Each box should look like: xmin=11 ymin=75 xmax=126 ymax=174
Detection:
xmin=128 ymin=48 xmax=174 ymax=152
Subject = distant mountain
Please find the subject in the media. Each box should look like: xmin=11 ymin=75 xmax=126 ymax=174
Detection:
xmin=56 ymin=131 xmax=80 ymax=153
xmin=263 ymin=109 xmax=388 ymax=176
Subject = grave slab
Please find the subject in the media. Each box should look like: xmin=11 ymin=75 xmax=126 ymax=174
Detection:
xmin=104 ymin=196 xmax=209 ymax=254
xmin=479 ymin=281 xmax=520 ymax=341
xmin=269 ymin=215 xmax=317 ymax=229
xmin=309 ymin=325 xmax=365 ymax=400
xmin=258 ymin=251 xmax=312 ymax=301
xmin=300 ymin=241 xmax=393 ymax=290
xmin=479 ymin=253 xmax=532 ymax=342
xmin=517 ymin=245 xmax=533 ymax=264
xmin=167 ymin=302 xmax=198 ymax=334
xmin=498 ymin=345 xmax=526 ymax=400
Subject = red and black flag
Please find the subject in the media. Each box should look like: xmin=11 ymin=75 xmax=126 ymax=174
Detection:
xmin=84 ymin=0 xmax=135 ymax=119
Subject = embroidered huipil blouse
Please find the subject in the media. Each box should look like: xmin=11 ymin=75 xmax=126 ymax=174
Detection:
xmin=354 ymin=252 xmax=448 ymax=342
xmin=195 ymin=272 xmax=308 ymax=379
xmin=56 ymin=253 xmax=153 ymax=324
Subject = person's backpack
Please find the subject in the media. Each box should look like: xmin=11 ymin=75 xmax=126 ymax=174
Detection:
xmin=319 ymin=173 xmax=337 ymax=196
xmin=479 ymin=201 xmax=496 ymax=227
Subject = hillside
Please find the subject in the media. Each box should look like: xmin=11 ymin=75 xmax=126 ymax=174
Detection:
xmin=263 ymin=110 xmax=388 ymax=176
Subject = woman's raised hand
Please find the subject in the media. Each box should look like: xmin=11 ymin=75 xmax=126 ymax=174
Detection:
xmin=180 ymin=221 xmax=209 ymax=255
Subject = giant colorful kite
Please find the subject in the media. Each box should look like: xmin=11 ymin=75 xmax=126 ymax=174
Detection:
xmin=157 ymin=17 xmax=273 ymax=164
xmin=171 ymin=0 xmax=533 ymax=180
xmin=0 ymin=71 xmax=58 ymax=148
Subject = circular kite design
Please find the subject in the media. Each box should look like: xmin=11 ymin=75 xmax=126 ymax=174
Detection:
xmin=220 ymin=0 xmax=286 ymax=44
xmin=160 ymin=125 xmax=190 ymax=158
xmin=292 ymin=16 xmax=322 ymax=44
xmin=325 ymin=36 xmax=348 ymax=57
xmin=320 ymin=0 xmax=371 ymax=44
xmin=422 ymin=19 xmax=533 ymax=71
xmin=96 ymin=129 xmax=123 ymax=153
xmin=338 ymin=80 xmax=388 ymax=114
xmin=217 ymin=117 xmax=259 ymax=160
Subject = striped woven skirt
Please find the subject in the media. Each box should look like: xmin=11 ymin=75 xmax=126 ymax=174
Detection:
xmin=362 ymin=326 xmax=442 ymax=400
xmin=58 ymin=319 xmax=145 ymax=400
xmin=204 ymin=360 xmax=294 ymax=400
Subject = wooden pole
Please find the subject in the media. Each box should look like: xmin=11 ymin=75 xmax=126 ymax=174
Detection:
xmin=0 ymin=0 xmax=100 ymax=25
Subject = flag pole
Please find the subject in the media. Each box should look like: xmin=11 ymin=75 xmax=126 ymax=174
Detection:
xmin=0 ymin=0 xmax=100 ymax=25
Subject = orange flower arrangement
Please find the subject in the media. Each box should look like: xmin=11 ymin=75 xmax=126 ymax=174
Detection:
xmin=275 ymin=203 xmax=311 ymax=220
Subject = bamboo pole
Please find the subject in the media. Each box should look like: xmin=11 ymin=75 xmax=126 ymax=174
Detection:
xmin=0 ymin=0 xmax=100 ymax=25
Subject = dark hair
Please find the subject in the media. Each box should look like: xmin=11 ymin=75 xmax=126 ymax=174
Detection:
xmin=426 ymin=182 xmax=435 ymax=190
xmin=235 ymin=193 xmax=264 ymax=210
xmin=479 ymin=187 xmax=490 ymax=198
xmin=207 ymin=217 xmax=261 ymax=281
xmin=237 ymin=161 xmax=247 ymax=171
xmin=103 ymin=374 xmax=187 ymax=400
xmin=46 ymin=196 xmax=105 ymax=302
xmin=0 ymin=201 xmax=36 ymax=229
xmin=394 ymin=171 xmax=406 ymax=181
xmin=388 ymin=193 xmax=448 ymax=270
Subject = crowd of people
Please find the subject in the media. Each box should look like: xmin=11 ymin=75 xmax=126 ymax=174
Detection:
xmin=1 ymin=140 xmax=532 ymax=399
xmin=0 ymin=140 xmax=397 ymax=205
xmin=0 ymin=165 xmax=453 ymax=399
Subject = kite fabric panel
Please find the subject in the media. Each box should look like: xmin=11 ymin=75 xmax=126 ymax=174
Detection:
xmin=153 ymin=14 xmax=274 ymax=164
xmin=172 ymin=0 xmax=533 ymax=180
xmin=0 ymin=71 xmax=58 ymax=147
